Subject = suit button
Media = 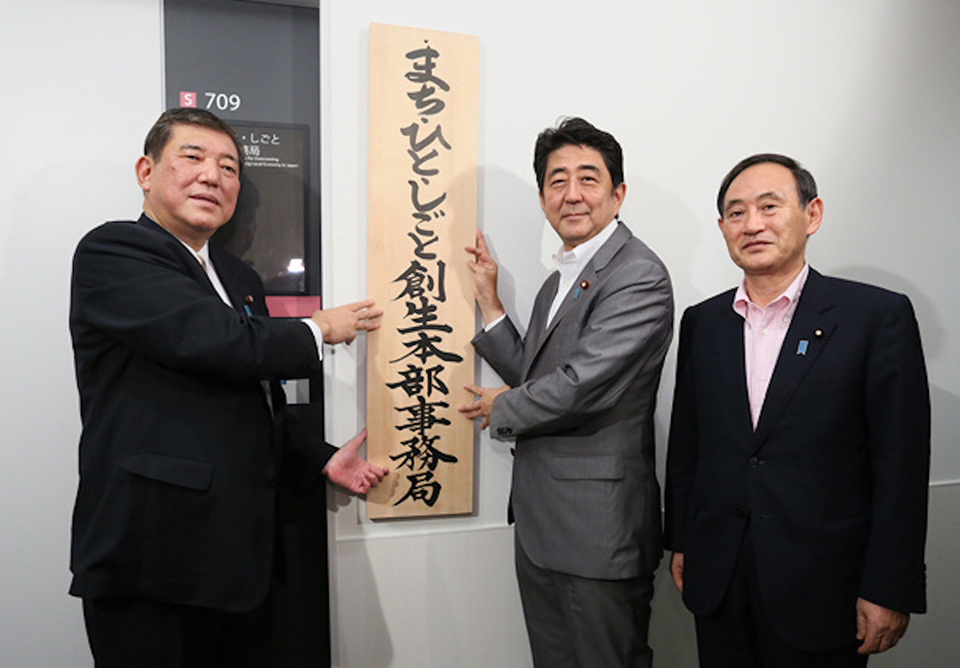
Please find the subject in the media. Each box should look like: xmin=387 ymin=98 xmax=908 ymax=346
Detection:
xmin=748 ymin=456 xmax=763 ymax=469
xmin=735 ymin=506 xmax=748 ymax=519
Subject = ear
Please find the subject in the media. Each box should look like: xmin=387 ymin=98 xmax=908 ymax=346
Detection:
xmin=539 ymin=190 xmax=547 ymax=216
xmin=613 ymin=182 xmax=626 ymax=213
xmin=135 ymin=155 xmax=153 ymax=192
xmin=805 ymin=197 xmax=824 ymax=237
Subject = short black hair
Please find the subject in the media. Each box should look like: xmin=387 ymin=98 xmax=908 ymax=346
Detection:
xmin=717 ymin=153 xmax=817 ymax=215
xmin=533 ymin=117 xmax=624 ymax=193
xmin=143 ymin=107 xmax=243 ymax=172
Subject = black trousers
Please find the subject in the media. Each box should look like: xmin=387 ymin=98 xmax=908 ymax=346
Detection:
xmin=694 ymin=529 xmax=868 ymax=668
xmin=516 ymin=537 xmax=656 ymax=668
xmin=83 ymin=595 xmax=272 ymax=668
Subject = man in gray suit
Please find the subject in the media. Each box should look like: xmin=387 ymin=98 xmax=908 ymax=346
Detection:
xmin=459 ymin=117 xmax=674 ymax=667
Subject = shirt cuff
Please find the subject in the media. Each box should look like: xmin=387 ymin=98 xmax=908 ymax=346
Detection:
xmin=484 ymin=313 xmax=507 ymax=332
xmin=300 ymin=318 xmax=325 ymax=361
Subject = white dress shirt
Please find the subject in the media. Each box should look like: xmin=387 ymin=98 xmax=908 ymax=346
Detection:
xmin=546 ymin=219 xmax=618 ymax=327
xmin=484 ymin=220 xmax=620 ymax=332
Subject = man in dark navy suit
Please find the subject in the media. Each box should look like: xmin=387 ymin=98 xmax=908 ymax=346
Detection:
xmin=665 ymin=154 xmax=930 ymax=667
xmin=69 ymin=108 xmax=387 ymax=667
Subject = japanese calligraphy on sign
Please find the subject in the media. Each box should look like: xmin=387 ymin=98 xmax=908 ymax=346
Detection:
xmin=366 ymin=24 xmax=479 ymax=518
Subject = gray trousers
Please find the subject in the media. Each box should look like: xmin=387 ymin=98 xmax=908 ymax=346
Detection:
xmin=516 ymin=537 xmax=656 ymax=668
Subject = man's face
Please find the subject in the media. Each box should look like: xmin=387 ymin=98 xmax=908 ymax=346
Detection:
xmin=136 ymin=123 xmax=241 ymax=249
xmin=540 ymin=144 xmax=625 ymax=250
xmin=718 ymin=162 xmax=822 ymax=279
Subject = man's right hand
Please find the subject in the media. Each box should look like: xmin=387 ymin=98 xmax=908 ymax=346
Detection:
xmin=458 ymin=383 xmax=510 ymax=430
xmin=670 ymin=552 xmax=684 ymax=593
xmin=465 ymin=230 xmax=505 ymax=325
xmin=310 ymin=299 xmax=382 ymax=344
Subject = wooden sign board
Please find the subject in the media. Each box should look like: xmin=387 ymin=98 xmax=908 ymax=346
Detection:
xmin=365 ymin=23 xmax=479 ymax=518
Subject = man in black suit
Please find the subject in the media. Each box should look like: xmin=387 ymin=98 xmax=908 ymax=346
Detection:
xmin=665 ymin=154 xmax=930 ymax=667
xmin=69 ymin=108 xmax=387 ymax=667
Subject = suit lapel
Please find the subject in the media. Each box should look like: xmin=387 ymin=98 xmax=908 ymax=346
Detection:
xmin=523 ymin=223 xmax=631 ymax=379
xmin=543 ymin=261 xmax=597 ymax=341
xmin=137 ymin=215 xmax=241 ymax=308
xmin=753 ymin=270 xmax=837 ymax=447
xmin=137 ymin=214 xmax=211 ymax=286
xmin=209 ymin=245 xmax=281 ymax=435
xmin=210 ymin=244 xmax=254 ymax=314
xmin=714 ymin=300 xmax=754 ymax=443
xmin=521 ymin=272 xmax=558 ymax=379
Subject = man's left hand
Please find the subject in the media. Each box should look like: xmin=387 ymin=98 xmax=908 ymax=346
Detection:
xmin=856 ymin=597 xmax=910 ymax=654
xmin=322 ymin=428 xmax=388 ymax=494
xmin=458 ymin=384 xmax=510 ymax=430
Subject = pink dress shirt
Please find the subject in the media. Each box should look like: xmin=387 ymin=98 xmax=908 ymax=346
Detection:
xmin=732 ymin=264 xmax=809 ymax=428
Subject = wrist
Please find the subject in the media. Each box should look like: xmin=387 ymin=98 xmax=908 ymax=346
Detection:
xmin=479 ymin=299 xmax=505 ymax=325
xmin=317 ymin=318 xmax=332 ymax=343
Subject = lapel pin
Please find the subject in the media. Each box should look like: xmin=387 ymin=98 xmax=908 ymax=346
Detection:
xmin=797 ymin=340 xmax=809 ymax=356
xmin=814 ymin=328 xmax=823 ymax=338
xmin=573 ymin=280 xmax=589 ymax=300
xmin=245 ymin=295 xmax=255 ymax=304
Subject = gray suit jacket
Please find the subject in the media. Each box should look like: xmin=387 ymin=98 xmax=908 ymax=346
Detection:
xmin=473 ymin=222 xmax=673 ymax=580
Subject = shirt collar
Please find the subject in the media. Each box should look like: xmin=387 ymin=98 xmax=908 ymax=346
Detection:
xmin=552 ymin=219 xmax=618 ymax=272
xmin=178 ymin=239 xmax=211 ymax=268
xmin=733 ymin=263 xmax=809 ymax=318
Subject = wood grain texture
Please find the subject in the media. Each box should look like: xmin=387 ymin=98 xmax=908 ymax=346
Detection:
xmin=366 ymin=23 xmax=478 ymax=518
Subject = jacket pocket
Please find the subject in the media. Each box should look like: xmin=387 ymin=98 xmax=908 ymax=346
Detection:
xmin=121 ymin=452 xmax=213 ymax=491
xmin=548 ymin=455 xmax=624 ymax=480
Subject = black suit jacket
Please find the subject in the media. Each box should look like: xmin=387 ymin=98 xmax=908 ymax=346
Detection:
xmin=69 ymin=215 xmax=335 ymax=613
xmin=664 ymin=269 xmax=930 ymax=650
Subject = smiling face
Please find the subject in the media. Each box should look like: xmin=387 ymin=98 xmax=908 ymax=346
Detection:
xmin=136 ymin=123 xmax=241 ymax=250
xmin=539 ymin=144 xmax=625 ymax=250
xmin=718 ymin=161 xmax=822 ymax=282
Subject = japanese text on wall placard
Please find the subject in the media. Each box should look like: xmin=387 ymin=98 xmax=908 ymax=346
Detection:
xmin=366 ymin=23 xmax=479 ymax=519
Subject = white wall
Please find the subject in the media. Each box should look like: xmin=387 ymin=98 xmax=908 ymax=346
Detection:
xmin=1 ymin=0 xmax=957 ymax=666
xmin=0 ymin=1 xmax=163 ymax=665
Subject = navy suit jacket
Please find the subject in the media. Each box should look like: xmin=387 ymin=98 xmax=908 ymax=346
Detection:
xmin=69 ymin=215 xmax=335 ymax=613
xmin=664 ymin=268 xmax=930 ymax=650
